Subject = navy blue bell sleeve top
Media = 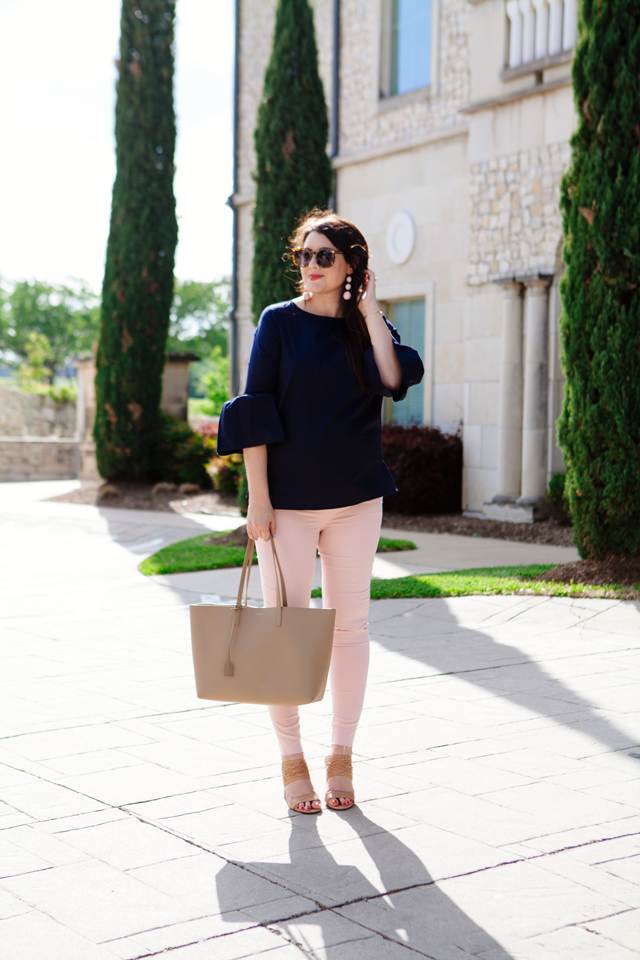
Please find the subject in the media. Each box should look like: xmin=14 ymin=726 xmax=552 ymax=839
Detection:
xmin=217 ymin=300 xmax=424 ymax=509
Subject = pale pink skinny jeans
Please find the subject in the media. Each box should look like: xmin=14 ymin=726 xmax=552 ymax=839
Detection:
xmin=255 ymin=497 xmax=382 ymax=755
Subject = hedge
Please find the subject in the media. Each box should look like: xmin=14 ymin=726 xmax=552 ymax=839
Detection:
xmin=382 ymin=424 xmax=462 ymax=515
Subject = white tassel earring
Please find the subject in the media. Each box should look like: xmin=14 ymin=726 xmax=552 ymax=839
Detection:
xmin=302 ymin=286 xmax=313 ymax=301
xmin=343 ymin=273 xmax=353 ymax=301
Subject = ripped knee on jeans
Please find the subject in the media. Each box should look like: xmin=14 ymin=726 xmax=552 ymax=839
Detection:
xmin=333 ymin=624 xmax=369 ymax=644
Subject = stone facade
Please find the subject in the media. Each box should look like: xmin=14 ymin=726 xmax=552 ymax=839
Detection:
xmin=232 ymin=0 xmax=578 ymax=514
xmin=468 ymin=141 xmax=571 ymax=283
xmin=338 ymin=0 xmax=469 ymax=156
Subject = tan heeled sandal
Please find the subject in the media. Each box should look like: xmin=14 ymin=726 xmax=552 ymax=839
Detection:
xmin=282 ymin=757 xmax=321 ymax=814
xmin=324 ymin=752 xmax=355 ymax=810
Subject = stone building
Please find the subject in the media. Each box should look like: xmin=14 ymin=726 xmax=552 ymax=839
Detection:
xmin=228 ymin=0 xmax=577 ymax=516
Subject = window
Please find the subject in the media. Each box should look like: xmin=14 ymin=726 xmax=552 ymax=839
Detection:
xmin=381 ymin=0 xmax=433 ymax=99
xmin=385 ymin=299 xmax=425 ymax=426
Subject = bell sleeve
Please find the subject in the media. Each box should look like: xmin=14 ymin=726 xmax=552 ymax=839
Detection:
xmin=216 ymin=308 xmax=286 ymax=455
xmin=216 ymin=393 xmax=285 ymax=455
xmin=364 ymin=316 xmax=425 ymax=402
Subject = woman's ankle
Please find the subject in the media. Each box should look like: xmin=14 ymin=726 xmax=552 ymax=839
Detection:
xmin=282 ymin=752 xmax=304 ymax=762
xmin=329 ymin=744 xmax=352 ymax=756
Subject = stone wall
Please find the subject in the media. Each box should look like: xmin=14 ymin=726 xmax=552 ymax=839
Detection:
xmin=468 ymin=142 xmax=571 ymax=284
xmin=0 ymin=438 xmax=78 ymax=481
xmin=339 ymin=0 xmax=469 ymax=158
xmin=0 ymin=384 xmax=76 ymax=438
xmin=235 ymin=0 xmax=470 ymax=190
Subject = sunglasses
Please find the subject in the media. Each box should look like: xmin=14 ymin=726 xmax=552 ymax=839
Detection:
xmin=292 ymin=247 xmax=343 ymax=268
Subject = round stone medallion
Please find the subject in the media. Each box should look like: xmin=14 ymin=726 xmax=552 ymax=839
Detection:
xmin=386 ymin=210 xmax=415 ymax=265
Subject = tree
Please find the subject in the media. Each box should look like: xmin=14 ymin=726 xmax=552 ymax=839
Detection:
xmin=558 ymin=0 xmax=640 ymax=559
xmin=166 ymin=277 xmax=231 ymax=415
xmin=17 ymin=332 xmax=54 ymax=388
xmin=198 ymin=347 xmax=230 ymax=415
xmin=0 ymin=280 xmax=99 ymax=381
xmin=94 ymin=0 xmax=178 ymax=481
xmin=165 ymin=278 xmax=230 ymax=359
xmin=251 ymin=0 xmax=333 ymax=323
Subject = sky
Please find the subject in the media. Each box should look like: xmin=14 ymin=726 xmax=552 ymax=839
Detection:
xmin=0 ymin=0 xmax=234 ymax=293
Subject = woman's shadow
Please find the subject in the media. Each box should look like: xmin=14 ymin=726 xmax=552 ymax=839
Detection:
xmin=216 ymin=808 xmax=515 ymax=958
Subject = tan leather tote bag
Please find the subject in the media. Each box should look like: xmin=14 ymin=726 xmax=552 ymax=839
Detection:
xmin=190 ymin=538 xmax=335 ymax=705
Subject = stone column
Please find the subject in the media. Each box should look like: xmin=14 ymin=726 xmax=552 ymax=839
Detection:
xmin=74 ymin=356 xmax=100 ymax=480
xmin=519 ymin=277 xmax=551 ymax=504
xmin=494 ymin=283 xmax=524 ymax=501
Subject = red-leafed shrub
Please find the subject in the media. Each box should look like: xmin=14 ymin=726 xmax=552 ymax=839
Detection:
xmin=382 ymin=424 xmax=462 ymax=515
xmin=196 ymin=420 xmax=219 ymax=441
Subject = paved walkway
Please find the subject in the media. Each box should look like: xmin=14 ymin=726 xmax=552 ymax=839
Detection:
xmin=0 ymin=483 xmax=638 ymax=959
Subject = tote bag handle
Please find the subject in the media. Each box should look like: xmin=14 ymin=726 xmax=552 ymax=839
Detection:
xmin=225 ymin=537 xmax=287 ymax=676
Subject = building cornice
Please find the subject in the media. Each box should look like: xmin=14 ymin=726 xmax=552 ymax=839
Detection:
xmin=331 ymin=122 xmax=469 ymax=169
xmin=500 ymin=49 xmax=572 ymax=83
xmin=491 ymin=269 xmax=555 ymax=286
xmin=460 ymin=76 xmax=572 ymax=115
xmin=229 ymin=124 xmax=471 ymax=206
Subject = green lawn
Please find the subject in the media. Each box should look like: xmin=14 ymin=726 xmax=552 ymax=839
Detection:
xmin=139 ymin=533 xmax=417 ymax=576
xmin=312 ymin=565 xmax=638 ymax=600
xmin=377 ymin=537 xmax=417 ymax=552
xmin=140 ymin=538 xmax=637 ymax=598
xmin=139 ymin=533 xmax=252 ymax=576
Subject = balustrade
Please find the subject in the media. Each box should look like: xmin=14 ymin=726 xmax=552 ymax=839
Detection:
xmin=506 ymin=0 xmax=576 ymax=69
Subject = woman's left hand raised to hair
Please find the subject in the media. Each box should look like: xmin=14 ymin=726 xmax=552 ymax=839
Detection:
xmin=360 ymin=268 xmax=403 ymax=391
xmin=360 ymin=268 xmax=381 ymax=316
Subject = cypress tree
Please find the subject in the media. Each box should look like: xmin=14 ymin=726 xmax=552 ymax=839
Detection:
xmin=251 ymin=0 xmax=333 ymax=323
xmin=558 ymin=0 xmax=640 ymax=559
xmin=94 ymin=0 xmax=178 ymax=480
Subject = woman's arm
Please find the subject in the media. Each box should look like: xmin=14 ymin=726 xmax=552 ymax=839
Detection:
xmin=243 ymin=445 xmax=276 ymax=541
xmin=361 ymin=269 xmax=402 ymax=391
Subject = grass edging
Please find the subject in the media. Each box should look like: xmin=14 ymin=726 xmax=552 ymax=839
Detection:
xmin=312 ymin=564 xmax=640 ymax=600
xmin=139 ymin=533 xmax=417 ymax=576
xmin=377 ymin=537 xmax=417 ymax=552
xmin=139 ymin=532 xmax=253 ymax=576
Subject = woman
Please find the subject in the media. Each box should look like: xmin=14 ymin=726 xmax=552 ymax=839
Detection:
xmin=217 ymin=210 xmax=424 ymax=813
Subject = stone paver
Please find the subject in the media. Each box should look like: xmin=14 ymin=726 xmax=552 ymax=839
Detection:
xmin=0 ymin=482 xmax=638 ymax=958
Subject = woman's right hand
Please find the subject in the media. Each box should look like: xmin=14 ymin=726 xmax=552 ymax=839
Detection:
xmin=246 ymin=497 xmax=276 ymax=542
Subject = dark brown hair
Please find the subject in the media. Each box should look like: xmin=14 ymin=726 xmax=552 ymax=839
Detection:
xmin=289 ymin=209 xmax=372 ymax=391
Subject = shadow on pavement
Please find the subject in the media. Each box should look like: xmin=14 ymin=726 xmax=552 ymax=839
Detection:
xmin=97 ymin=506 xmax=245 ymax=581
xmin=216 ymin=809 xmax=514 ymax=958
xmin=370 ymin=598 xmax=640 ymax=755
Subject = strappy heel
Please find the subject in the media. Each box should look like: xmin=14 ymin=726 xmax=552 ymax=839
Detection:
xmin=282 ymin=757 xmax=321 ymax=814
xmin=325 ymin=749 xmax=355 ymax=810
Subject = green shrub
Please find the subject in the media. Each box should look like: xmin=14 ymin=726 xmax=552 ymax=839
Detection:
xmin=194 ymin=346 xmax=230 ymax=416
xmin=237 ymin=461 xmax=248 ymax=517
xmin=20 ymin=381 xmax=78 ymax=404
xmin=558 ymin=0 xmax=640 ymax=558
xmin=545 ymin=472 xmax=571 ymax=524
xmin=153 ymin=412 xmax=213 ymax=487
